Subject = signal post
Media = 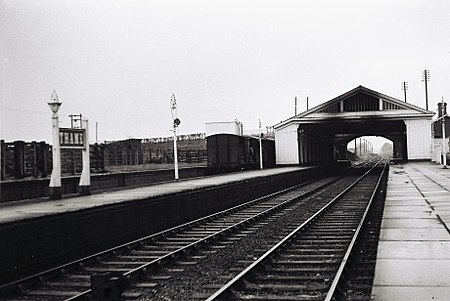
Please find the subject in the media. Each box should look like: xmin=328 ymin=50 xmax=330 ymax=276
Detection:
xmin=170 ymin=94 xmax=181 ymax=180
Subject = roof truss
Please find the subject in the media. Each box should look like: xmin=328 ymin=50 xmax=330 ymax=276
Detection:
xmin=298 ymin=85 xmax=431 ymax=117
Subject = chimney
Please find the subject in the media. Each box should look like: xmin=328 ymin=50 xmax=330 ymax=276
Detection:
xmin=438 ymin=102 xmax=447 ymax=118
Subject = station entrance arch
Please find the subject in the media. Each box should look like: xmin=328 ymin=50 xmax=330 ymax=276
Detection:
xmin=274 ymin=86 xmax=435 ymax=165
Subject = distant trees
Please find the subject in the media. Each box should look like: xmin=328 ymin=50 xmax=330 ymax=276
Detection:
xmin=379 ymin=142 xmax=393 ymax=158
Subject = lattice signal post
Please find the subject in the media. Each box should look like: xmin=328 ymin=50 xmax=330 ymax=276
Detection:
xmin=170 ymin=94 xmax=181 ymax=180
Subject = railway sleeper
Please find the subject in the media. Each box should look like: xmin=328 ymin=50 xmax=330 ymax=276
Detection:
xmin=279 ymin=254 xmax=340 ymax=259
xmin=307 ymin=225 xmax=356 ymax=229
xmin=149 ymin=242 xmax=187 ymax=247
xmin=296 ymin=235 xmax=354 ymax=240
xmin=163 ymin=237 xmax=201 ymax=242
xmin=43 ymin=281 xmax=90 ymax=288
xmin=175 ymin=232 xmax=216 ymax=237
xmin=197 ymin=225 xmax=234 ymax=229
xmin=281 ymin=249 xmax=346 ymax=255
xmin=118 ymin=255 xmax=160 ymax=260
xmin=233 ymin=212 xmax=264 ymax=216
xmin=232 ymin=291 xmax=325 ymax=301
xmin=242 ymin=280 xmax=329 ymax=292
xmin=100 ymin=261 xmax=151 ymax=266
xmin=254 ymin=274 xmax=335 ymax=282
xmin=289 ymin=241 xmax=349 ymax=247
xmin=264 ymin=266 xmax=337 ymax=273
xmin=131 ymin=250 xmax=171 ymax=255
xmin=274 ymin=259 xmax=341 ymax=265
xmin=25 ymin=290 xmax=80 ymax=297
xmin=302 ymin=229 xmax=354 ymax=234
xmin=144 ymin=242 xmax=179 ymax=248
xmin=311 ymin=220 xmax=359 ymax=224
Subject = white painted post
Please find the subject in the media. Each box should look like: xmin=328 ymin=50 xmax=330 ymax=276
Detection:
xmin=173 ymin=125 xmax=179 ymax=180
xmin=48 ymin=90 xmax=62 ymax=199
xmin=79 ymin=118 xmax=91 ymax=194
xmin=259 ymin=119 xmax=263 ymax=170
xmin=170 ymin=94 xmax=180 ymax=180
xmin=441 ymin=99 xmax=447 ymax=168
xmin=259 ymin=136 xmax=263 ymax=169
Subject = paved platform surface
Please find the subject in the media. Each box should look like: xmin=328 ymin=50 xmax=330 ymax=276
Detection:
xmin=371 ymin=162 xmax=450 ymax=301
xmin=0 ymin=166 xmax=307 ymax=225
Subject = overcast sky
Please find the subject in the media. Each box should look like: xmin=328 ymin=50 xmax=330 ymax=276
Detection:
xmin=1 ymin=0 xmax=450 ymax=146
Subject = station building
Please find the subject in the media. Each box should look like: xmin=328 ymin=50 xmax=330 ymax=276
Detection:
xmin=274 ymin=86 xmax=435 ymax=165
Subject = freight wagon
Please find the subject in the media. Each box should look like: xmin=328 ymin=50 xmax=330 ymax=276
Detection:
xmin=206 ymin=134 xmax=275 ymax=174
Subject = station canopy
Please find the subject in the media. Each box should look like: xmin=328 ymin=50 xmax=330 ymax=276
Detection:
xmin=273 ymin=85 xmax=435 ymax=164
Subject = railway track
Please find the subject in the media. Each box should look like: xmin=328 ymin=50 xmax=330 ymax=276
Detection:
xmin=0 ymin=162 xmax=386 ymax=301
xmin=0 ymin=170 xmax=351 ymax=301
xmin=205 ymin=161 xmax=387 ymax=301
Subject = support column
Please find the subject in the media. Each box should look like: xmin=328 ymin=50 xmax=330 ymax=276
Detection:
xmin=79 ymin=119 xmax=91 ymax=195
xmin=305 ymin=137 xmax=311 ymax=165
xmin=339 ymin=144 xmax=347 ymax=160
xmin=393 ymin=139 xmax=403 ymax=162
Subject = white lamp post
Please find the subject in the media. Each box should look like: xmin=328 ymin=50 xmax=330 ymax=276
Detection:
xmin=79 ymin=118 xmax=91 ymax=194
xmin=170 ymin=94 xmax=180 ymax=180
xmin=259 ymin=118 xmax=263 ymax=170
xmin=441 ymin=98 xmax=447 ymax=168
xmin=48 ymin=90 xmax=62 ymax=199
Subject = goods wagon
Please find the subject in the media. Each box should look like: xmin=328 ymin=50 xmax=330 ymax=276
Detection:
xmin=206 ymin=134 xmax=275 ymax=174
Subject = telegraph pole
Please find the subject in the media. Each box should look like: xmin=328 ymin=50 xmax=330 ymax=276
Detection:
xmin=359 ymin=138 xmax=362 ymax=156
xmin=307 ymin=96 xmax=309 ymax=110
xmin=401 ymin=81 xmax=408 ymax=103
xmin=295 ymin=97 xmax=297 ymax=115
xmin=422 ymin=70 xmax=430 ymax=110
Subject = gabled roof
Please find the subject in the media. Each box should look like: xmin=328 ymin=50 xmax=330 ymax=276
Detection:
xmin=274 ymin=85 xmax=435 ymax=129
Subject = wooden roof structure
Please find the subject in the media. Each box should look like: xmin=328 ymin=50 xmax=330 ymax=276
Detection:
xmin=275 ymin=86 xmax=435 ymax=129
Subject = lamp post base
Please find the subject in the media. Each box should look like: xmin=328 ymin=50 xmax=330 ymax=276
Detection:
xmin=78 ymin=185 xmax=91 ymax=196
xmin=49 ymin=187 xmax=62 ymax=200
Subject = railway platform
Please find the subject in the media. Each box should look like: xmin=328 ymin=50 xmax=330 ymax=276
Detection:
xmin=0 ymin=166 xmax=307 ymax=225
xmin=372 ymin=162 xmax=450 ymax=300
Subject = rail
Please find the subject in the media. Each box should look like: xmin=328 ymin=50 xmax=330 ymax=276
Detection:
xmin=1 ymin=171 xmax=346 ymax=300
xmin=206 ymin=160 xmax=387 ymax=301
